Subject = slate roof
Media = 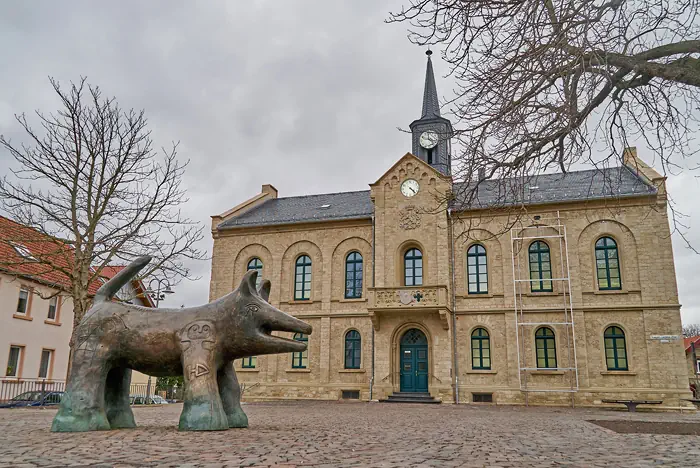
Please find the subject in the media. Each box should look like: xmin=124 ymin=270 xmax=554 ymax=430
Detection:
xmin=421 ymin=52 xmax=441 ymax=120
xmin=453 ymin=166 xmax=657 ymax=209
xmin=217 ymin=166 xmax=656 ymax=230
xmin=218 ymin=190 xmax=373 ymax=229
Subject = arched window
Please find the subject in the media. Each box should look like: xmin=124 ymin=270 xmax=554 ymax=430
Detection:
xmin=294 ymin=255 xmax=312 ymax=301
xmin=241 ymin=356 xmax=257 ymax=368
xmin=467 ymin=244 xmax=488 ymax=294
xmin=535 ymin=327 xmax=557 ymax=369
xmin=247 ymin=257 xmax=263 ymax=288
xmin=345 ymin=252 xmax=363 ymax=299
xmin=292 ymin=333 xmax=308 ymax=368
xmin=596 ymin=237 xmax=621 ymax=290
xmin=344 ymin=330 xmax=361 ymax=369
xmin=471 ymin=328 xmax=491 ymax=370
xmin=529 ymin=241 xmax=553 ymax=292
xmin=604 ymin=326 xmax=628 ymax=370
xmin=404 ymin=248 xmax=423 ymax=286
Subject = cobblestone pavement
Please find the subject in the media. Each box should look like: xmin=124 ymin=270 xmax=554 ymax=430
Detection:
xmin=1 ymin=401 xmax=700 ymax=467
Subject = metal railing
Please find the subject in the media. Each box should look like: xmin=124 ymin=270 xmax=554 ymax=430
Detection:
xmin=0 ymin=378 xmax=183 ymax=405
xmin=0 ymin=377 xmax=66 ymax=403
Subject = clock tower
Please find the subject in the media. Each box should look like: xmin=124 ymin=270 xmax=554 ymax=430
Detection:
xmin=409 ymin=50 xmax=453 ymax=176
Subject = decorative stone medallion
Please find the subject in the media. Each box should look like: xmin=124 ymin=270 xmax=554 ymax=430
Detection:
xmin=399 ymin=205 xmax=421 ymax=230
xmin=399 ymin=290 xmax=415 ymax=305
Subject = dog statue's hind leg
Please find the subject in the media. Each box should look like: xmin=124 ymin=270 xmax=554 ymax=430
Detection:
xmin=104 ymin=367 xmax=136 ymax=429
xmin=178 ymin=320 xmax=228 ymax=431
xmin=218 ymin=362 xmax=248 ymax=428
xmin=51 ymin=347 xmax=111 ymax=432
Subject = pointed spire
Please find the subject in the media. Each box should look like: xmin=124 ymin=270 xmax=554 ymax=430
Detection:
xmin=421 ymin=49 xmax=441 ymax=119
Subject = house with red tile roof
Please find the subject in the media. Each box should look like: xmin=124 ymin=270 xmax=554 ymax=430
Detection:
xmin=0 ymin=216 xmax=155 ymax=388
xmin=685 ymin=336 xmax=700 ymax=397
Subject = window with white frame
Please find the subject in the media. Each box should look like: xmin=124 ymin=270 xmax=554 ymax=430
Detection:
xmin=47 ymin=296 xmax=58 ymax=320
xmin=6 ymin=346 xmax=22 ymax=377
xmin=16 ymin=287 xmax=29 ymax=315
xmin=696 ymin=359 xmax=700 ymax=375
xmin=39 ymin=349 xmax=53 ymax=379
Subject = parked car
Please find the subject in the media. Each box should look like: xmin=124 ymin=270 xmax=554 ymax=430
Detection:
xmin=130 ymin=394 xmax=169 ymax=405
xmin=0 ymin=391 xmax=64 ymax=408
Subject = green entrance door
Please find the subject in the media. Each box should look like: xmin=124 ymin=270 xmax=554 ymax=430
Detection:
xmin=399 ymin=329 xmax=429 ymax=392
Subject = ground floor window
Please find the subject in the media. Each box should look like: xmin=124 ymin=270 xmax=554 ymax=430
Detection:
xmin=535 ymin=327 xmax=557 ymax=369
xmin=38 ymin=349 xmax=53 ymax=379
xmin=6 ymin=346 xmax=22 ymax=377
xmin=242 ymin=356 xmax=257 ymax=369
xmin=344 ymin=330 xmax=361 ymax=369
xmin=471 ymin=328 xmax=491 ymax=370
xmin=604 ymin=326 xmax=628 ymax=371
xmin=292 ymin=333 xmax=309 ymax=368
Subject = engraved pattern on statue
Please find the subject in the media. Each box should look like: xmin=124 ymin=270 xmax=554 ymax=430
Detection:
xmin=398 ymin=206 xmax=421 ymax=230
xmin=181 ymin=320 xmax=216 ymax=379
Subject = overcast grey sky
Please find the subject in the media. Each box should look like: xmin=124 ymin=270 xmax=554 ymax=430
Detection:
xmin=1 ymin=1 xmax=699 ymax=326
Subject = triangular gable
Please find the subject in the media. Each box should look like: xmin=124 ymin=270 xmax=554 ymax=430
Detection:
xmin=370 ymin=152 xmax=450 ymax=187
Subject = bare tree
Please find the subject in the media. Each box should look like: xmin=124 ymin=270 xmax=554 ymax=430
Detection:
xmin=389 ymin=0 xmax=700 ymax=241
xmin=0 ymin=77 xmax=206 ymax=347
xmin=683 ymin=323 xmax=700 ymax=337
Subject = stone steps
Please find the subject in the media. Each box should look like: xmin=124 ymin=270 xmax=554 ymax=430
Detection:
xmin=380 ymin=392 xmax=441 ymax=404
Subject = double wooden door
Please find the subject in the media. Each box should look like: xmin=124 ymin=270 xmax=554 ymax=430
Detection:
xmin=399 ymin=329 xmax=428 ymax=392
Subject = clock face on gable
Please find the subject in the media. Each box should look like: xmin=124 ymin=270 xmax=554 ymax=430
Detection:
xmin=401 ymin=179 xmax=420 ymax=197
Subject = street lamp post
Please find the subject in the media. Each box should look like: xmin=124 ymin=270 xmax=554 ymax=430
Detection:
xmin=148 ymin=278 xmax=175 ymax=308
xmin=144 ymin=278 xmax=174 ymax=403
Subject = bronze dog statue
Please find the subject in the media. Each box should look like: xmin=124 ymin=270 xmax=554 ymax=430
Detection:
xmin=51 ymin=255 xmax=311 ymax=432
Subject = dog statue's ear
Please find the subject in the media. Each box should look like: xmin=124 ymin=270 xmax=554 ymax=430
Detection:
xmin=239 ymin=270 xmax=259 ymax=297
xmin=258 ymin=279 xmax=271 ymax=302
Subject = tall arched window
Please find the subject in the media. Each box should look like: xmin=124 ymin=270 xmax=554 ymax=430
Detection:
xmin=247 ymin=257 xmax=263 ymax=288
xmin=345 ymin=252 xmax=363 ymax=299
xmin=604 ymin=326 xmax=628 ymax=370
xmin=471 ymin=328 xmax=491 ymax=370
xmin=404 ymin=248 xmax=423 ymax=286
xmin=292 ymin=333 xmax=308 ymax=368
xmin=344 ymin=330 xmax=361 ymax=369
xmin=467 ymin=244 xmax=488 ymax=294
xmin=294 ymin=255 xmax=312 ymax=301
xmin=529 ymin=241 xmax=553 ymax=292
xmin=535 ymin=327 xmax=557 ymax=369
xmin=596 ymin=237 xmax=622 ymax=290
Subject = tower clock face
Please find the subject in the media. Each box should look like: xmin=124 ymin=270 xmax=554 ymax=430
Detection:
xmin=401 ymin=179 xmax=420 ymax=197
xmin=420 ymin=130 xmax=439 ymax=149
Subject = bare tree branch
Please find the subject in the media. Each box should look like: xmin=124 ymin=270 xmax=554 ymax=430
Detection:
xmin=389 ymin=0 xmax=700 ymax=246
xmin=0 ymin=77 xmax=206 ymax=346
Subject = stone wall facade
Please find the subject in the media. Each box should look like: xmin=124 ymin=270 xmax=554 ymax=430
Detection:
xmin=210 ymin=154 xmax=693 ymax=408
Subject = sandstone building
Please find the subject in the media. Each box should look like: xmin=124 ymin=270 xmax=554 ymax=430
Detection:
xmin=209 ymin=53 xmax=691 ymax=407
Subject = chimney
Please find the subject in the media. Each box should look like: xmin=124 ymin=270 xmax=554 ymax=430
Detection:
xmin=261 ymin=184 xmax=278 ymax=199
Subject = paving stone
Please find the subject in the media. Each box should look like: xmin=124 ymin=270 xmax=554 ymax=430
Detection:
xmin=0 ymin=402 xmax=699 ymax=466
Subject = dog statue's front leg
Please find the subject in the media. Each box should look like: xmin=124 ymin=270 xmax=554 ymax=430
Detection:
xmin=178 ymin=321 xmax=228 ymax=431
xmin=218 ymin=362 xmax=248 ymax=428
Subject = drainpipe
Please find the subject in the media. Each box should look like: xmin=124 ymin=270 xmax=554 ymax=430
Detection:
xmin=448 ymin=207 xmax=459 ymax=404
xmin=370 ymin=211 xmax=376 ymax=401
xmin=693 ymin=341 xmax=698 ymax=399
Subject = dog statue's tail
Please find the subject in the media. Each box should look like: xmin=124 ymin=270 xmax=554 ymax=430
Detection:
xmin=94 ymin=255 xmax=152 ymax=303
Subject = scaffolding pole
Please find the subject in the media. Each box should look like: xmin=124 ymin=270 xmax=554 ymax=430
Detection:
xmin=511 ymin=211 xmax=579 ymax=407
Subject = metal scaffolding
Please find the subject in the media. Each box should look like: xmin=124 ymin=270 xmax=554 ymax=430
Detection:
xmin=510 ymin=211 xmax=579 ymax=406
